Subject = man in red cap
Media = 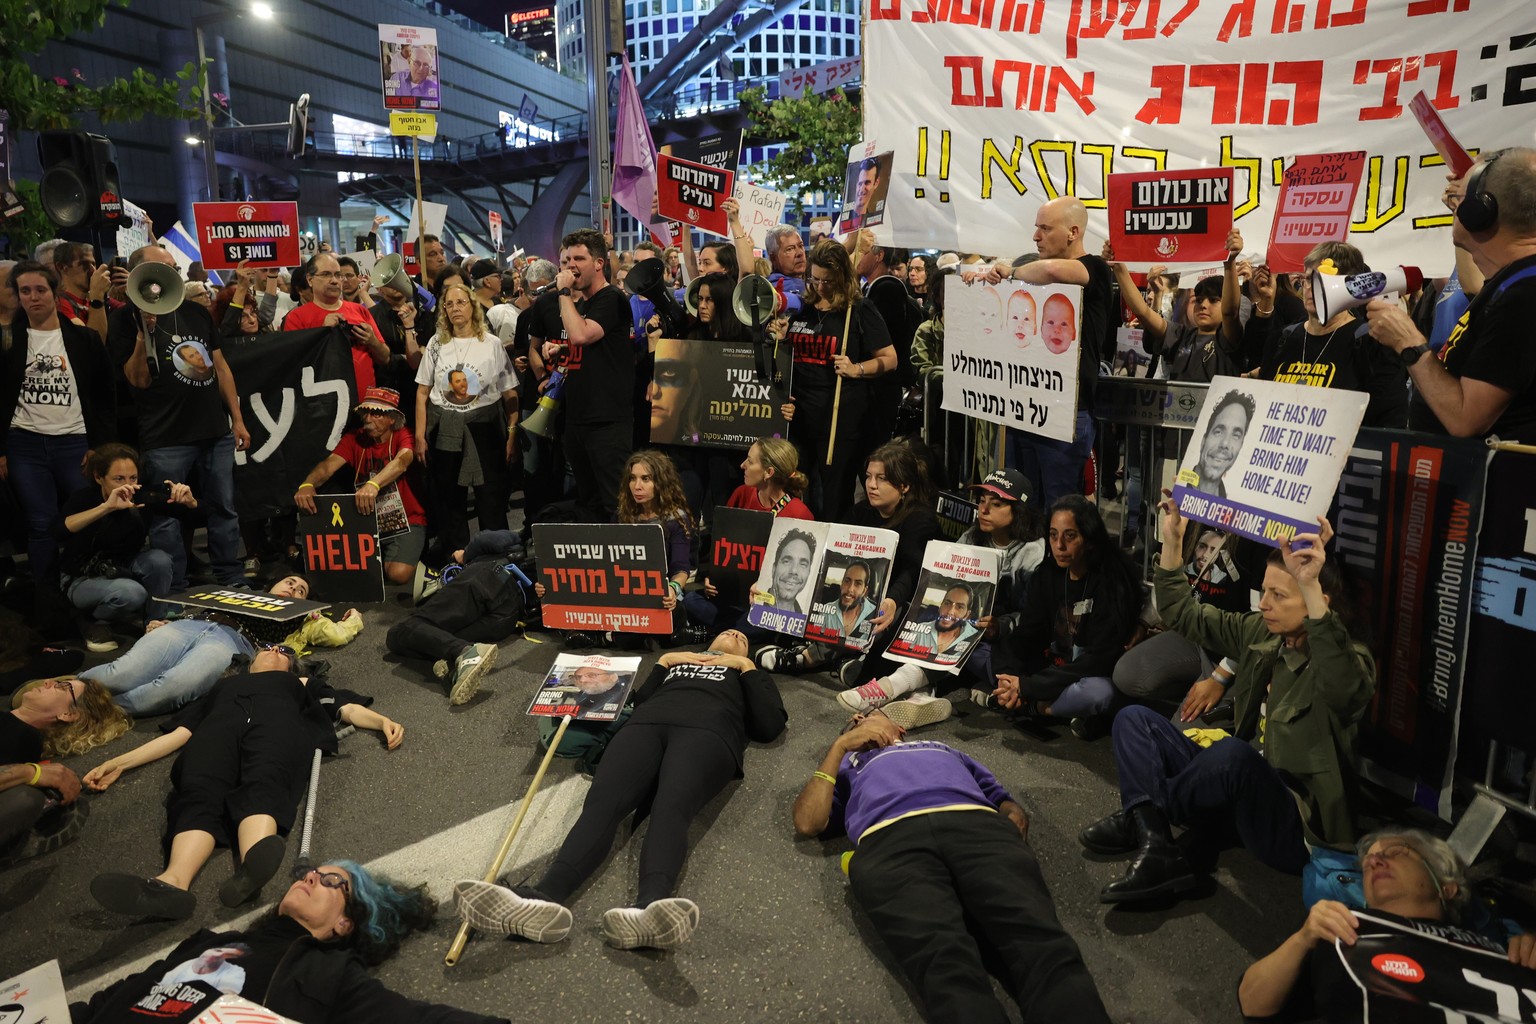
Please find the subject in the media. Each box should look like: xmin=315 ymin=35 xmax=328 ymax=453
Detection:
xmin=292 ymin=387 xmax=426 ymax=583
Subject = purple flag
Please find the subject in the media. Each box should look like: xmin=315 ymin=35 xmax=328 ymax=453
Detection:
xmin=612 ymin=55 xmax=674 ymax=246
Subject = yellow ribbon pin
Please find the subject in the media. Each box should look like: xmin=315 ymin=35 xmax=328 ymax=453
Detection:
xmin=330 ymin=502 xmax=344 ymax=527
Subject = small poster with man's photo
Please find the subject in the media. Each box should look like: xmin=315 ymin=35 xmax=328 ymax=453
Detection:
xmin=746 ymin=519 xmax=831 ymax=638
xmin=527 ymin=653 xmax=642 ymax=722
xmin=884 ymin=541 xmax=998 ymax=673
xmin=803 ymin=523 xmax=898 ymax=653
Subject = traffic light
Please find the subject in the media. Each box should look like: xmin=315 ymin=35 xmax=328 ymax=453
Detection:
xmin=287 ymin=93 xmax=311 ymax=158
xmin=37 ymin=130 xmax=123 ymax=229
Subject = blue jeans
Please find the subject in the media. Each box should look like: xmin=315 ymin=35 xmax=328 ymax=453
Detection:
xmin=5 ymin=429 xmax=89 ymax=581
xmin=1110 ymin=705 xmax=1308 ymax=873
xmin=143 ymin=434 xmax=242 ymax=589
xmin=81 ymin=618 xmax=253 ymax=715
xmin=66 ymin=549 xmax=175 ymax=623
xmin=1048 ymin=675 xmax=1116 ymax=717
xmin=1006 ymin=410 xmax=1096 ymax=507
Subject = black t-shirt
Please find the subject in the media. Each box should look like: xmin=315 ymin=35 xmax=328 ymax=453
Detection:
xmin=0 ymin=711 xmax=44 ymax=763
xmin=864 ymin=276 xmax=922 ymax=387
xmin=107 ymin=303 xmax=230 ymax=449
xmin=1076 ymin=253 xmax=1116 ymax=407
xmin=785 ymin=300 xmax=892 ymax=425
xmin=1411 ymin=254 xmax=1536 ymax=441
xmin=629 ymin=661 xmax=787 ymax=773
xmin=557 ymin=285 xmax=634 ymax=427
xmin=54 ymin=484 xmax=158 ymax=577
xmin=1153 ymin=322 xmax=1243 ymax=383
xmin=1264 ymin=320 xmax=1408 ymax=429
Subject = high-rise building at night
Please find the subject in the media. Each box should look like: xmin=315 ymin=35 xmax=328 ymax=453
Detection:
xmin=504 ymin=3 xmax=557 ymax=66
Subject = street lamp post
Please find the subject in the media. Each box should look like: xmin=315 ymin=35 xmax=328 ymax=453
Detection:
xmin=192 ymin=2 xmax=274 ymax=203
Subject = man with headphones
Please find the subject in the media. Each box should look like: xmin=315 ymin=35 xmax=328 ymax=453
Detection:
xmin=1366 ymin=147 xmax=1536 ymax=441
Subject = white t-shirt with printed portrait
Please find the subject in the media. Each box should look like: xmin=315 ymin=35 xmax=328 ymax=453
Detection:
xmin=415 ymin=331 xmax=517 ymax=412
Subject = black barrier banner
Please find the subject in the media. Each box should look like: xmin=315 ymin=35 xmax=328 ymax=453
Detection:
xmin=1335 ymin=429 xmax=1488 ymax=819
xmin=534 ymin=523 xmax=671 ymax=633
xmin=222 ymin=328 xmax=356 ymax=519
xmin=296 ymin=495 xmax=384 ymax=603
xmin=662 ymin=129 xmax=743 ymax=174
xmin=1330 ymin=912 xmax=1528 ymax=1023
xmin=935 ymin=490 xmax=978 ymax=541
xmin=164 ymin=587 xmax=330 ymax=621
xmin=649 ymin=337 xmax=792 ymax=450
xmin=1463 ymin=448 xmax=1536 ymax=751
xmin=707 ymin=506 xmax=772 ymax=609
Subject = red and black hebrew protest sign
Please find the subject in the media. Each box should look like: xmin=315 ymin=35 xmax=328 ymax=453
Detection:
xmin=297 ymin=496 xmax=385 ymax=603
xmin=193 ymin=201 xmax=301 ymax=271
xmin=1329 ymin=912 xmax=1530 ymax=1023
xmin=1336 ymin=429 xmax=1488 ymax=820
xmin=657 ymin=153 xmax=735 ymax=238
xmin=1266 ymin=152 xmax=1366 ymax=273
xmin=706 ymin=507 xmax=773 ymax=610
xmin=1410 ymin=90 xmax=1474 ymax=179
xmin=648 ymin=338 xmax=792 ymax=450
xmin=865 ymin=0 xmax=1522 ymax=270
xmin=526 ymin=653 xmax=642 ymax=722
xmin=534 ymin=523 xmax=671 ymax=634
xmin=163 ymin=588 xmax=330 ymax=622
xmin=223 ymin=329 xmax=355 ymax=520
xmin=1107 ymin=168 xmax=1233 ymax=264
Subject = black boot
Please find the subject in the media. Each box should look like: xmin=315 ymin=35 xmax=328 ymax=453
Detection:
xmin=1099 ymin=804 xmax=1198 ymax=904
xmin=1078 ymin=809 xmax=1138 ymax=855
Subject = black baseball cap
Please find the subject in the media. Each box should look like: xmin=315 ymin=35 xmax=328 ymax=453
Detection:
xmin=970 ymin=468 xmax=1033 ymax=505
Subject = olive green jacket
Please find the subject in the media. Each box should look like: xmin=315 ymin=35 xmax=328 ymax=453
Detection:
xmin=1154 ymin=566 xmax=1376 ymax=849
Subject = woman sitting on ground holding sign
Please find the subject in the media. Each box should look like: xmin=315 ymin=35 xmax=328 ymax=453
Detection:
xmin=771 ymin=443 xmax=941 ymax=708
xmin=453 ymin=628 xmax=786 ymax=951
xmin=1080 ymin=493 xmax=1373 ymax=907
xmin=79 ymin=575 xmax=361 ymax=716
xmin=683 ymin=437 xmax=813 ymax=631
xmin=82 ymin=644 xmax=404 ymax=921
xmin=975 ymin=495 xmax=1143 ymax=737
xmin=1238 ymin=828 xmax=1536 ymax=1021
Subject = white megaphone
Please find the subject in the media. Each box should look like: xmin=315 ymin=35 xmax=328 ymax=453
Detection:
xmin=732 ymin=274 xmax=782 ymax=329
xmin=684 ymin=276 xmax=710 ymax=317
xmin=373 ymin=253 xmax=413 ymax=296
xmin=1311 ymin=264 xmax=1424 ymax=323
xmin=125 ymin=261 xmax=185 ymax=315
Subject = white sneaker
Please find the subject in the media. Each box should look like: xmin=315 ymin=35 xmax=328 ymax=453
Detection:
xmin=836 ymin=678 xmax=895 ymax=714
xmin=448 ymin=642 xmax=497 ymax=705
xmin=452 ymin=880 xmax=572 ymax=942
xmin=881 ymin=693 xmax=953 ymax=730
xmin=600 ymin=897 xmax=699 ymax=950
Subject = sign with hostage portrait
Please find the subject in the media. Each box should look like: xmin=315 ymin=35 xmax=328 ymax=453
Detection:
xmin=747 ymin=519 xmax=831 ymax=638
xmin=802 ymin=524 xmax=899 ymax=653
xmin=1172 ymin=376 xmax=1366 ymax=547
xmin=527 ymin=653 xmax=642 ymax=723
xmin=648 ymin=337 xmax=792 ymax=450
xmin=885 ymin=541 xmax=998 ymax=673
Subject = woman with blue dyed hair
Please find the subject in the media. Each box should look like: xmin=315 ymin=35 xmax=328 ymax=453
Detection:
xmin=71 ymin=859 xmax=507 ymax=1023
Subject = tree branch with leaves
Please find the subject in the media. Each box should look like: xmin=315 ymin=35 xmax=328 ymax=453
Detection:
xmin=739 ymin=86 xmax=862 ymax=217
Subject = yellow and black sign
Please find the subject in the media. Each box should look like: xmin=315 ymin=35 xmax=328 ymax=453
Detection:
xmin=390 ymin=111 xmax=437 ymax=137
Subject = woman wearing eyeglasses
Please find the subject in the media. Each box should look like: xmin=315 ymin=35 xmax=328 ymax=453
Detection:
xmin=72 ymin=860 xmax=507 ymax=1024
xmin=1238 ymin=828 xmax=1536 ymax=1021
xmin=81 ymin=644 xmax=404 ymax=920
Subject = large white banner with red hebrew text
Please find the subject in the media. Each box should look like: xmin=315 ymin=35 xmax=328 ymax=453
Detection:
xmin=865 ymin=0 xmax=1529 ymax=272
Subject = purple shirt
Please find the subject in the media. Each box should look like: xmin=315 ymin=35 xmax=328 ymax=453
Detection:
xmin=828 ymin=740 xmax=1015 ymax=844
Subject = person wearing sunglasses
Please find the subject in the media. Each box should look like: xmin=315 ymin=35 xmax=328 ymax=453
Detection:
xmin=1238 ymin=828 xmax=1536 ymax=1021
xmin=71 ymin=860 xmax=508 ymax=1024
xmin=81 ymin=644 xmax=404 ymax=920
xmin=2 ymin=675 xmax=130 ymax=869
